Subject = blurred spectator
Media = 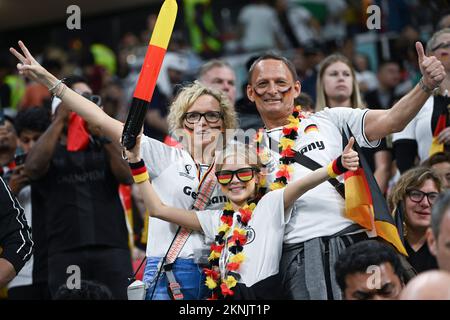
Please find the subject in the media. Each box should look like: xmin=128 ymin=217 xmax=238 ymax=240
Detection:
xmin=428 ymin=191 xmax=450 ymax=272
xmin=53 ymin=280 xmax=113 ymax=300
xmin=334 ymin=240 xmax=405 ymax=300
xmin=237 ymin=0 xmax=285 ymax=52
xmin=438 ymin=12 xmax=450 ymax=29
xmin=295 ymin=92 xmax=315 ymax=114
xmin=7 ymin=107 xmax=51 ymax=300
xmin=393 ymin=28 xmax=450 ymax=173
xmin=198 ymin=60 xmax=236 ymax=105
xmin=0 ymin=116 xmax=18 ymax=182
xmin=389 ymin=167 xmax=441 ymax=273
xmin=275 ymin=0 xmax=320 ymax=49
xmin=157 ymin=52 xmax=188 ymax=100
xmin=100 ymin=80 xmax=127 ymax=121
xmin=353 ymin=53 xmax=378 ymax=94
xmin=235 ymin=56 xmax=265 ymax=131
xmin=300 ymin=41 xmax=326 ymax=102
xmin=90 ymin=43 xmax=117 ymax=77
xmin=322 ymin=0 xmax=348 ymax=41
xmin=1 ymin=54 xmax=26 ymax=113
xmin=140 ymin=14 xmax=157 ymax=45
xmin=24 ymin=76 xmax=133 ymax=299
xmin=364 ymin=60 xmax=402 ymax=110
xmin=0 ymin=176 xmax=33 ymax=289
xmin=400 ymin=270 xmax=450 ymax=300
xmin=373 ymin=0 xmax=411 ymax=33
xmin=315 ymin=54 xmax=391 ymax=193
xmin=20 ymin=59 xmax=62 ymax=110
xmin=422 ymin=152 xmax=450 ymax=189
xmin=143 ymin=85 xmax=170 ymax=142
xmin=183 ymin=0 xmax=222 ymax=58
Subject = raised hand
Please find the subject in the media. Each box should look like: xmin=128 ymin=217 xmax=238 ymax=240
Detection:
xmin=416 ymin=41 xmax=446 ymax=91
xmin=342 ymin=137 xmax=359 ymax=171
xmin=9 ymin=41 xmax=56 ymax=88
xmin=124 ymin=132 xmax=143 ymax=162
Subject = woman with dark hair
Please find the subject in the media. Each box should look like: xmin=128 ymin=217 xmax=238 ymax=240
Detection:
xmin=388 ymin=167 xmax=442 ymax=273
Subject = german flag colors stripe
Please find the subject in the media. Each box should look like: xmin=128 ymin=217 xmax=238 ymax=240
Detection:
xmin=304 ymin=124 xmax=318 ymax=134
xmin=132 ymin=0 xmax=177 ymax=102
xmin=343 ymin=127 xmax=407 ymax=256
xmin=429 ymin=114 xmax=446 ymax=156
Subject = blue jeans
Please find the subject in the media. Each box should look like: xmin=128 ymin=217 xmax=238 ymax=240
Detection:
xmin=143 ymin=257 xmax=208 ymax=300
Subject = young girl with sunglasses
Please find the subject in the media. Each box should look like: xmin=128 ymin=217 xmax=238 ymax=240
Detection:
xmin=126 ymin=136 xmax=359 ymax=299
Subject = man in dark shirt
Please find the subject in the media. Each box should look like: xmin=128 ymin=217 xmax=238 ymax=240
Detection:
xmin=25 ymin=76 xmax=133 ymax=299
xmin=0 ymin=176 xmax=33 ymax=288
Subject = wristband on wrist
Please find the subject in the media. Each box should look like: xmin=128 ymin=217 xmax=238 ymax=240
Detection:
xmin=129 ymin=159 xmax=149 ymax=183
xmin=49 ymin=78 xmax=66 ymax=97
xmin=419 ymin=77 xmax=439 ymax=94
xmin=327 ymin=156 xmax=347 ymax=178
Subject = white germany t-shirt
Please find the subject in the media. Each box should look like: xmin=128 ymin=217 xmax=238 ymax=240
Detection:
xmin=392 ymin=96 xmax=434 ymax=162
xmin=262 ymin=107 xmax=379 ymax=244
xmin=196 ymin=189 xmax=291 ymax=287
xmin=140 ymin=136 xmax=227 ymax=259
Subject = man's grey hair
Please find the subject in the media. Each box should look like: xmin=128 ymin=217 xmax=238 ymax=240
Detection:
xmin=426 ymin=28 xmax=450 ymax=55
xmin=198 ymin=59 xmax=233 ymax=80
xmin=431 ymin=191 xmax=450 ymax=238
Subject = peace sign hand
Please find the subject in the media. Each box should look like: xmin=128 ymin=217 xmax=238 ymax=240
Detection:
xmin=9 ymin=41 xmax=56 ymax=88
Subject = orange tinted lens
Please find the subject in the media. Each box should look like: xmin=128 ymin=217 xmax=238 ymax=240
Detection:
xmin=217 ymin=172 xmax=233 ymax=185
xmin=236 ymin=169 xmax=254 ymax=182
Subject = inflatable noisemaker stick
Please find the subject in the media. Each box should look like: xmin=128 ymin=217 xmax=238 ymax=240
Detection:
xmin=121 ymin=0 xmax=178 ymax=150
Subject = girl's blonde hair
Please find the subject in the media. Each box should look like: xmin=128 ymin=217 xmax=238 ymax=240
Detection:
xmin=388 ymin=167 xmax=442 ymax=216
xmin=315 ymin=54 xmax=365 ymax=112
xmin=215 ymin=142 xmax=262 ymax=172
xmin=167 ymin=81 xmax=237 ymax=134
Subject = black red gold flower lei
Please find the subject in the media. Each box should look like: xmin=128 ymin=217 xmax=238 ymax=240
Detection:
xmin=203 ymin=202 xmax=256 ymax=299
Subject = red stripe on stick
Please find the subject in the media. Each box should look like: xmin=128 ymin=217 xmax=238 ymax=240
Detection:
xmin=133 ymin=45 xmax=167 ymax=102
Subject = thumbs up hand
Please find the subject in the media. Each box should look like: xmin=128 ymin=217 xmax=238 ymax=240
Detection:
xmin=342 ymin=137 xmax=359 ymax=171
xmin=416 ymin=41 xmax=446 ymax=91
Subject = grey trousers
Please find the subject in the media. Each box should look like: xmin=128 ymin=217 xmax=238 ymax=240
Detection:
xmin=280 ymin=231 xmax=369 ymax=300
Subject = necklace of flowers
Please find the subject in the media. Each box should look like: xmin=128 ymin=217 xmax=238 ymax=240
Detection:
xmin=254 ymin=105 xmax=304 ymax=191
xmin=204 ymin=201 xmax=256 ymax=299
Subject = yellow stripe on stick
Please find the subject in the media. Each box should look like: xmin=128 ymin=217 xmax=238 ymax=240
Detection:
xmin=149 ymin=0 xmax=178 ymax=49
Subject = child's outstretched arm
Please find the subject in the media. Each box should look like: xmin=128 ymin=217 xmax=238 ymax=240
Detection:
xmin=283 ymin=137 xmax=359 ymax=209
xmin=126 ymin=135 xmax=202 ymax=231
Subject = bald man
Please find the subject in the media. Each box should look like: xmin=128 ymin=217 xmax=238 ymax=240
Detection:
xmin=400 ymin=270 xmax=450 ymax=300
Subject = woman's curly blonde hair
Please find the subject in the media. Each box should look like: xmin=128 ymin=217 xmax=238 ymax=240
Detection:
xmin=167 ymin=81 xmax=237 ymax=134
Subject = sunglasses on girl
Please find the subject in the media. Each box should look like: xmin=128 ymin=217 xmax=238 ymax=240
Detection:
xmin=215 ymin=167 xmax=259 ymax=185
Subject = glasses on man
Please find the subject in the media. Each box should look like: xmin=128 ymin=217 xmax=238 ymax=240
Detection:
xmin=253 ymin=80 xmax=292 ymax=96
xmin=215 ymin=167 xmax=259 ymax=185
xmin=406 ymin=189 xmax=439 ymax=205
xmin=431 ymin=41 xmax=450 ymax=52
xmin=183 ymin=111 xmax=223 ymax=124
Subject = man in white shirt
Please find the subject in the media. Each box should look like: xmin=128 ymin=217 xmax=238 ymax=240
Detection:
xmin=245 ymin=43 xmax=445 ymax=299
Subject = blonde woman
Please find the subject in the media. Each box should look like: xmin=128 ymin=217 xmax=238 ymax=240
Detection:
xmin=315 ymin=54 xmax=392 ymax=194
xmin=10 ymin=41 xmax=237 ymax=300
